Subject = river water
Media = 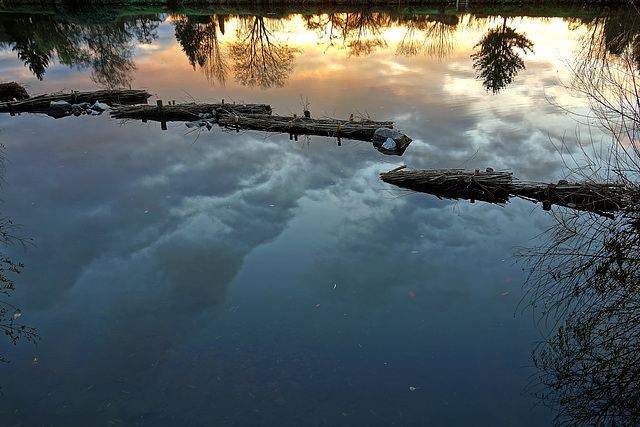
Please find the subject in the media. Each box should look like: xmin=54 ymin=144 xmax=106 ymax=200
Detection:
xmin=0 ymin=6 xmax=618 ymax=426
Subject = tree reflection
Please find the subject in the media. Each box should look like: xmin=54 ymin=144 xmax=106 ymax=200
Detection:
xmin=0 ymin=146 xmax=39 ymax=371
xmin=0 ymin=14 xmax=160 ymax=88
xmin=519 ymin=203 xmax=640 ymax=426
xmin=471 ymin=17 xmax=534 ymax=93
xmin=397 ymin=14 xmax=458 ymax=59
xmin=518 ymin=17 xmax=640 ymax=425
xmin=305 ymin=12 xmax=389 ymax=57
xmin=174 ymin=15 xmax=228 ymax=86
xmin=228 ymin=16 xmax=299 ymax=89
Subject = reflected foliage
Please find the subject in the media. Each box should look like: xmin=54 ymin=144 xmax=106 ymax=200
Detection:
xmin=0 ymin=13 xmax=160 ymax=88
xmin=174 ymin=15 xmax=228 ymax=86
xmin=471 ymin=18 xmax=534 ymax=93
xmin=304 ymin=12 xmax=389 ymax=57
xmin=396 ymin=14 xmax=458 ymax=59
xmin=229 ymin=16 xmax=299 ymax=89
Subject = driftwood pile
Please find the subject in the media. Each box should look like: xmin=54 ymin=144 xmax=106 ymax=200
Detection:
xmin=380 ymin=166 xmax=627 ymax=216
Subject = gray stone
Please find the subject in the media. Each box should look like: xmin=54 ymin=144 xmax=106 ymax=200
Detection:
xmin=372 ymin=127 xmax=412 ymax=155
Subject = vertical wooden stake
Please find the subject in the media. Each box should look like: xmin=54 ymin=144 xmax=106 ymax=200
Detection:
xmin=293 ymin=113 xmax=297 ymax=120
xmin=350 ymin=113 xmax=354 ymax=122
xmin=157 ymin=100 xmax=164 ymax=112
xmin=337 ymin=121 xmax=341 ymax=132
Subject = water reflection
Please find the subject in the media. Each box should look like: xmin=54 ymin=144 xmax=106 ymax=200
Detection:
xmin=519 ymin=210 xmax=640 ymax=426
xmin=229 ymin=16 xmax=299 ymax=88
xmin=0 ymin=8 xmax=612 ymax=93
xmin=396 ymin=14 xmax=458 ymax=59
xmin=174 ymin=15 xmax=228 ymax=86
xmin=517 ymin=9 xmax=640 ymax=423
xmin=0 ymin=13 xmax=160 ymax=88
xmin=471 ymin=18 xmax=534 ymax=93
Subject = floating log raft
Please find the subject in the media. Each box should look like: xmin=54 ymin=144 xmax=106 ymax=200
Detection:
xmin=380 ymin=167 xmax=627 ymax=216
xmin=110 ymin=101 xmax=396 ymax=142
xmin=110 ymin=101 xmax=273 ymax=121
xmin=216 ymin=113 xmax=393 ymax=141
xmin=0 ymin=89 xmax=152 ymax=115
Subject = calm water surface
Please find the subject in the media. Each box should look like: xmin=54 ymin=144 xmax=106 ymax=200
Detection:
xmin=0 ymin=9 xmax=608 ymax=426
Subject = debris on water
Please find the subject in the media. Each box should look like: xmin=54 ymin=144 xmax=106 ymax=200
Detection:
xmin=32 ymin=357 xmax=39 ymax=365
xmin=13 ymin=311 xmax=21 ymax=320
xmin=409 ymin=386 xmax=420 ymax=391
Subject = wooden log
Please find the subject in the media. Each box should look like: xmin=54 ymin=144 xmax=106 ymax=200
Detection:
xmin=216 ymin=113 xmax=393 ymax=141
xmin=0 ymin=89 xmax=151 ymax=114
xmin=111 ymin=102 xmax=395 ymax=142
xmin=380 ymin=168 xmax=627 ymax=216
xmin=110 ymin=102 xmax=273 ymax=121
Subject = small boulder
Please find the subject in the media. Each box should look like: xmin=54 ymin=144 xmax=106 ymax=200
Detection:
xmin=372 ymin=127 xmax=412 ymax=155
xmin=45 ymin=100 xmax=72 ymax=118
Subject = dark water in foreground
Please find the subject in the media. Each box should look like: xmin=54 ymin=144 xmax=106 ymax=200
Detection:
xmin=0 ymin=7 xmax=618 ymax=426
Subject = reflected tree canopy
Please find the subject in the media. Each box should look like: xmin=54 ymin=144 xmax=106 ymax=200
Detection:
xmin=471 ymin=17 xmax=534 ymax=93
xmin=396 ymin=14 xmax=458 ymax=59
xmin=305 ymin=12 xmax=389 ymax=57
xmin=228 ymin=16 xmax=299 ymax=89
xmin=0 ymin=14 xmax=160 ymax=88
xmin=174 ymin=15 xmax=228 ymax=86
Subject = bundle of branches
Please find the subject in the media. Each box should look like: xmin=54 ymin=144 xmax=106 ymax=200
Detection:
xmin=0 ymin=89 xmax=151 ymax=113
xmin=511 ymin=180 xmax=627 ymax=215
xmin=381 ymin=166 xmax=628 ymax=216
xmin=110 ymin=102 xmax=273 ymax=121
xmin=380 ymin=167 xmax=514 ymax=204
xmin=217 ymin=113 xmax=393 ymax=141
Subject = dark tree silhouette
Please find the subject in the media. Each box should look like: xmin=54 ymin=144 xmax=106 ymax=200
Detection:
xmin=0 ymin=14 xmax=159 ymax=88
xmin=228 ymin=16 xmax=299 ymax=89
xmin=174 ymin=15 xmax=228 ymax=86
xmin=471 ymin=18 xmax=534 ymax=93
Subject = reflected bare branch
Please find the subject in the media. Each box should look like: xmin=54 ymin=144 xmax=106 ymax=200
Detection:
xmin=229 ymin=16 xmax=299 ymax=89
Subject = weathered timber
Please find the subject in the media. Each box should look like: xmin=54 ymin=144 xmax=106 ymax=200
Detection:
xmin=0 ymin=89 xmax=151 ymax=114
xmin=216 ymin=113 xmax=393 ymax=141
xmin=110 ymin=102 xmax=273 ymax=121
xmin=381 ymin=167 xmax=627 ymax=216
xmin=110 ymin=102 xmax=396 ymax=142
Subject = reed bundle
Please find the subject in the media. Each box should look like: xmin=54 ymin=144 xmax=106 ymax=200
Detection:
xmin=381 ymin=167 xmax=628 ymax=216
xmin=0 ymin=89 xmax=151 ymax=113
